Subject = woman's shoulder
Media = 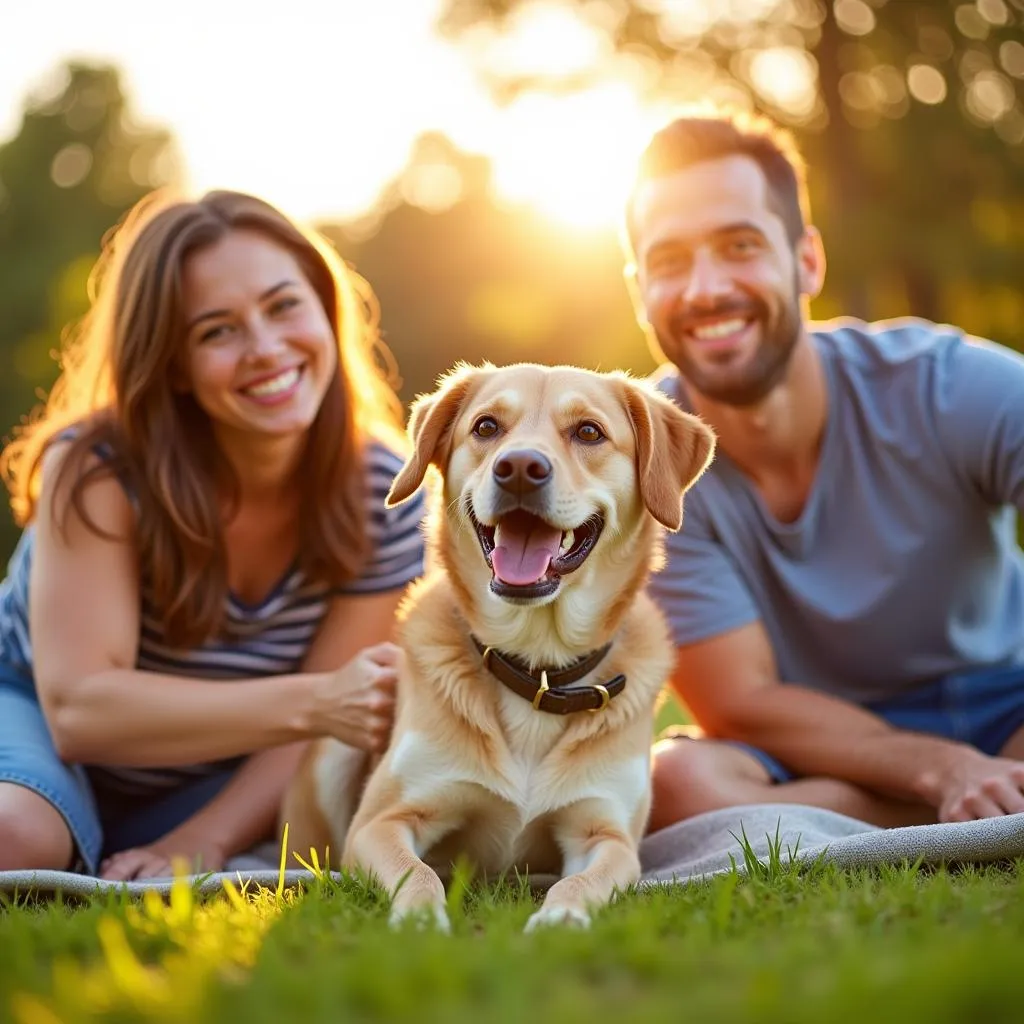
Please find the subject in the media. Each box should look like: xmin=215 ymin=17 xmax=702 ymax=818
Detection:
xmin=39 ymin=424 xmax=110 ymax=485
xmin=45 ymin=415 xmax=126 ymax=469
xmin=363 ymin=438 xmax=411 ymax=501
xmin=36 ymin=420 xmax=137 ymax=532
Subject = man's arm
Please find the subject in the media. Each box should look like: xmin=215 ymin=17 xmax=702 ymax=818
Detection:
xmin=672 ymin=621 xmax=1024 ymax=820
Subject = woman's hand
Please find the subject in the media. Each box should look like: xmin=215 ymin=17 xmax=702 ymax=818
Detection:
xmin=99 ymin=830 xmax=228 ymax=881
xmin=309 ymin=642 xmax=400 ymax=752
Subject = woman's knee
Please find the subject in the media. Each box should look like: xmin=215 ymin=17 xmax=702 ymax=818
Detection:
xmin=0 ymin=783 xmax=74 ymax=870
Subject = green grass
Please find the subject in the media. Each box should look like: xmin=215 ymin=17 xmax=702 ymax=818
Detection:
xmin=2 ymin=839 xmax=1022 ymax=1024
xmin=2 ymin=700 xmax=1022 ymax=1022
xmin=655 ymin=691 xmax=689 ymax=736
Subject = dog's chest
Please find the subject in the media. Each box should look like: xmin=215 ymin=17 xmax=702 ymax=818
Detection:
xmin=497 ymin=689 xmax=566 ymax=763
xmin=390 ymin=713 xmax=567 ymax=822
xmin=389 ymin=708 xmax=649 ymax=874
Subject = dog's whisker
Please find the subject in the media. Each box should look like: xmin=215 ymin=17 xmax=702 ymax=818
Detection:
xmin=454 ymin=497 xmax=474 ymax=537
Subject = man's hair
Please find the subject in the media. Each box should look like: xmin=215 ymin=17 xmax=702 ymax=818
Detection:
xmin=625 ymin=110 xmax=811 ymax=256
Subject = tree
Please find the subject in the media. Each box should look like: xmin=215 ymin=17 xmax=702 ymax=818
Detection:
xmin=322 ymin=132 xmax=652 ymax=407
xmin=437 ymin=0 xmax=1024 ymax=343
xmin=0 ymin=61 xmax=180 ymax=560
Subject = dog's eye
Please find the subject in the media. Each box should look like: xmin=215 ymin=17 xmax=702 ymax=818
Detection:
xmin=575 ymin=422 xmax=605 ymax=444
xmin=472 ymin=416 xmax=500 ymax=439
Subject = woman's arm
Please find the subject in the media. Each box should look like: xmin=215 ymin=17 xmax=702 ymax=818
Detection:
xmin=29 ymin=445 xmax=393 ymax=765
xmin=174 ymin=587 xmax=406 ymax=859
xmin=99 ymin=588 xmax=406 ymax=879
xmin=98 ymin=741 xmax=311 ymax=880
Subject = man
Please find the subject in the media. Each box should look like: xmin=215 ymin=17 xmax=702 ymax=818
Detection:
xmin=626 ymin=111 xmax=1024 ymax=830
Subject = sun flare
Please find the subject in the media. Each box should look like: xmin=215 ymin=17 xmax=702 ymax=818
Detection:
xmin=485 ymin=83 xmax=666 ymax=231
xmin=3 ymin=0 xmax=676 ymax=235
xmin=467 ymin=1 xmax=607 ymax=80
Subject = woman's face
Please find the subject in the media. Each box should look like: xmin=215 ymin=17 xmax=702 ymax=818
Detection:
xmin=178 ymin=228 xmax=338 ymax=446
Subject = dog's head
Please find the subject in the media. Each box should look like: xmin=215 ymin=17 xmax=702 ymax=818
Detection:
xmin=388 ymin=363 xmax=714 ymax=610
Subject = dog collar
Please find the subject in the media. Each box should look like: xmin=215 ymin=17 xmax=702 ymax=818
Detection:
xmin=470 ymin=636 xmax=626 ymax=714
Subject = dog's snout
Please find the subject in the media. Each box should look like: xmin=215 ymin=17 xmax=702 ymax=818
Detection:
xmin=492 ymin=449 xmax=552 ymax=494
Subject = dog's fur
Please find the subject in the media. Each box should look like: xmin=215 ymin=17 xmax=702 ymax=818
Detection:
xmin=282 ymin=363 xmax=714 ymax=930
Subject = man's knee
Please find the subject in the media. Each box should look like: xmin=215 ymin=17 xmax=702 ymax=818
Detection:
xmin=0 ymin=789 xmax=74 ymax=871
xmin=648 ymin=736 xmax=774 ymax=833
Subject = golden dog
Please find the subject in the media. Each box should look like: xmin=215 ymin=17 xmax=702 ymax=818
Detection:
xmin=284 ymin=363 xmax=714 ymax=930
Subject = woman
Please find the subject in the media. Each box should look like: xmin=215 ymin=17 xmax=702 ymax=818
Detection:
xmin=0 ymin=189 xmax=425 ymax=879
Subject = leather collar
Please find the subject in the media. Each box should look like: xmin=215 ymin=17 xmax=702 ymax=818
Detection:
xmin=471 ymin=636 xmax=626 ymax=714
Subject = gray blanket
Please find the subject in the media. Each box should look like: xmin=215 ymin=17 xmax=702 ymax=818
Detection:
xmin=1 ymin=805 xmax=1021 ymax=901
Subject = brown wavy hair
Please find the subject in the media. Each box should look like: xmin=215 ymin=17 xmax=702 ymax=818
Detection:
xmin=0 ymin=189 xmax=405 ymax=647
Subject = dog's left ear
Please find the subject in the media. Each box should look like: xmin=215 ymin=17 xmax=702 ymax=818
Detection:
xmin=386 ymin=365 xmax=480 ymax=507
xmin=621 ymin=380 xmax=716 ymax=531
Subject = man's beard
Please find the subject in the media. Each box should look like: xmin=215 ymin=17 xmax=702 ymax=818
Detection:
xmin=658 ymin=274 xmax=802 ymax=408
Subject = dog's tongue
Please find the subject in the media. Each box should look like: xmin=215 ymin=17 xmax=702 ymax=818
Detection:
xmin=491 ymin=517 xmax=562 ymax=586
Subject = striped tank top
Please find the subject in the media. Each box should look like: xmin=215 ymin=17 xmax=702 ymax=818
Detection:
xmin=0 ymin=440 xmax=426 ymax=793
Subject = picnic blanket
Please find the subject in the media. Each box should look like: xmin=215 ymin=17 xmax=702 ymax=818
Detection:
xmin=1 ymin=804 xmax=1021 ymax=901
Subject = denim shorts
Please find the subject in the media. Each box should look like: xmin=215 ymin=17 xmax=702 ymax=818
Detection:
xmin=0 ymin=663 xmax=238 ymax=873
xmin=727 ymin=662 xmax=1024 ymax=783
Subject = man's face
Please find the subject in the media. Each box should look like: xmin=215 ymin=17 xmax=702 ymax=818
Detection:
xmin=631 ymin=155 xmax=819 ymax=407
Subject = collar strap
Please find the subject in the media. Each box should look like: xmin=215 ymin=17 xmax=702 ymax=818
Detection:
xmin=471 ymin=636 xmax=625 ymax=715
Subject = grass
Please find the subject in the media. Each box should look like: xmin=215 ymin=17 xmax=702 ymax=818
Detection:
xmin=1 ymin=838 xmax=1022 ymax=1024
xmin=1 ymin=697 xmax=1021 ymax=1023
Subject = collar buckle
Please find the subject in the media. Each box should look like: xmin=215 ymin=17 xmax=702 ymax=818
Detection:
xmin=531 ymin=669 xmax=550 ymax=710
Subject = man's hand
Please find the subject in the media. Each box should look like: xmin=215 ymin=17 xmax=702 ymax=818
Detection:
xmin=99 ymin=829 xmax=228 ymax=880
xmin=935 ymin=749 xmax=1024 ymax=822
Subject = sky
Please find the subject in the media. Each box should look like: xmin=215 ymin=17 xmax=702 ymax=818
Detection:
xmin=0 ymin=0 xmax=682 ymax=229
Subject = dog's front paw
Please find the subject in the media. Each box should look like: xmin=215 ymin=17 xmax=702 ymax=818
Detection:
xmin=388 ymin=902 xmax=451 ymax=934
xmin=524 ymin=903 xmax=591 ymax=933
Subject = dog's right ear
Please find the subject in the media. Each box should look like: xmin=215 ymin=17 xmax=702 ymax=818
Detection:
xmin=386 ymin=366 xmax=479 ymax=507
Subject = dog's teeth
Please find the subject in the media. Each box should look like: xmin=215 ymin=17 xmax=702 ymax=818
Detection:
xmin=559 ymin=529 xmax=575 ymax=555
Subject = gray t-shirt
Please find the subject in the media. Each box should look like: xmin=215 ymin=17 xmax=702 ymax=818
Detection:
xmin=650 ymin=318 xmax=1024 ymax=703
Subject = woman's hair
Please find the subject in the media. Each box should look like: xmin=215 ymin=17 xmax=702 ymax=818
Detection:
xmin=1 ymin=189 xmax=405 ymax=646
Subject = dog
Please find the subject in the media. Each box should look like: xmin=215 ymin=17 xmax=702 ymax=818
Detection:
xmin=283 ymin=363 xmax=714 ymax=931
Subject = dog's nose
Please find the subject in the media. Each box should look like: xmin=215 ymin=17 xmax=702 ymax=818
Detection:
xmin=492 ymin=449 xmax=552 ymax=494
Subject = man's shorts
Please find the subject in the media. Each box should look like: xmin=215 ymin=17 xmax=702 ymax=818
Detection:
xmin=672 ymin=662 xmax=1024 ymax=784
xmin=0 ymin=662 xmax=238 ymax=873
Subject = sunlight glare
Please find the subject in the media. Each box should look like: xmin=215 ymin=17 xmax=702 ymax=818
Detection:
xmin=655 ymin=0 xmax=717 ymax=42
xmin=748 ymin=47 xmax=818 ymax=118
xmin=487 ymin=83 xmax=663 ymax=231
xmin=654 ymin=0 xmax=781 ymax=42
xmin=471 ymin=1 xmax=607 ymax=79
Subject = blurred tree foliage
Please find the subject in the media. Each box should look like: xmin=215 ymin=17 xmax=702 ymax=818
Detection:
xmin=437 ymin=0 xmax=1024 ymax=340
xmin=323 ymin=133 xmax=653 ymax=405
xmin=0 ymin=62 xmax=180 ymax=559
xmin=3 ymin=1 xmax=1023 ymax=568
